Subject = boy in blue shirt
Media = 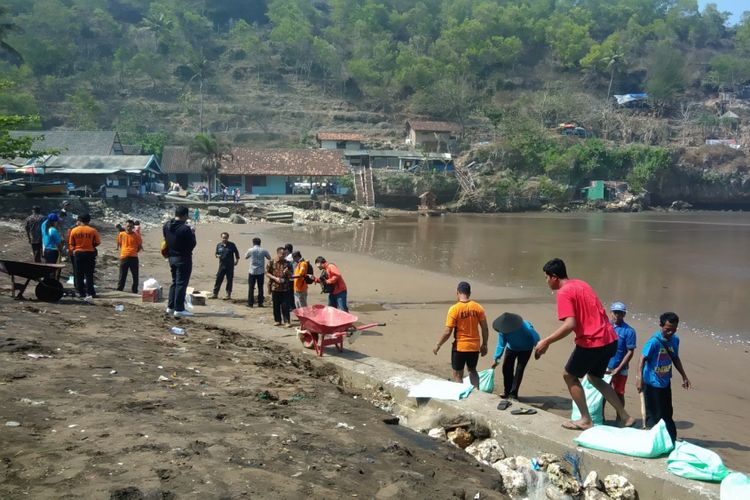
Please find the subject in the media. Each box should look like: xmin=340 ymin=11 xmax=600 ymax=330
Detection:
xmin=604 ymin=302 xmax=637 ymax=418
xmin=636 ymin=312 xmax=691 ymax=443
xmin=490 ymin=312 xmax=540 ymax=400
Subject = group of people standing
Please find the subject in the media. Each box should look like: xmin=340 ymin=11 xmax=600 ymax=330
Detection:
xmin=24 ymin=203 xmax=107 ymax=300
xmin=160 ymin=206 xmax=348 ymax=325
xmin=435 ymin=258 xmax=691 ymax=443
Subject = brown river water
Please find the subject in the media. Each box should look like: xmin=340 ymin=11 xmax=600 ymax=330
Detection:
xmin=276 ymin=211 xmax=750 ymax=344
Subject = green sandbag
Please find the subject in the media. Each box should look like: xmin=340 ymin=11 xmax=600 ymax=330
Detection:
xmin=721 ymin=472 xmax=750 ymax=500
xmin=571 ymin=374 xmax=612 ymax=426
xmin=574 ymin=419 xmax=674 ymax=457
xmin=667 ymin=441 xmax=730 ymax=482
xmin=463 ymin=369 xmax=495 ymax=393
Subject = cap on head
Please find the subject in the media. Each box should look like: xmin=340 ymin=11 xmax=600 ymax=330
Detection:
xmin=62 ymin=201 xmax=70 ymax=207
xmin=492 ymin=312 xmax=524 ymax=334
xmin=457 ymin=281 xmax=471 ymax=295
xmin=610 ymin=302 xmax=627 ymax=312
xmin=47 ymin=213 xmax=60 ymax=222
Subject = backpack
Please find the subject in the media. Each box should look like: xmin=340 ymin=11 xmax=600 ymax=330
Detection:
xmin=301 ymin=260 xmax=315 ymax=284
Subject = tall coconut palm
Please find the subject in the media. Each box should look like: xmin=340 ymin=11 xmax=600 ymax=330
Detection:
xmin=189 ymin=133 xmax=233 ymax=197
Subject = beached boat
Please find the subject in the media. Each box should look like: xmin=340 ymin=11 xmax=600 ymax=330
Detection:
xmin=0 ymin=179 xmax=67 ymax=196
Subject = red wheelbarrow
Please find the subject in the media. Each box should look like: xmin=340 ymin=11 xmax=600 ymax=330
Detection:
xmin=293 ymin=304 xmax=385 ymax=356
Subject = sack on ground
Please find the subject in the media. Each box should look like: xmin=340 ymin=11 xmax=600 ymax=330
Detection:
xmin=574 ymin=418 xmax=674 ymax=458
xmin=462 ymin=369 xmax=495 ymax=393
xmin=185 ymin=293 xmax=194 ymax=312
xmin=667 ymin=441 xmax=730 ymax=482
xmin=720 ymin=472 xmax=750 ymax=500
xmin=571 ymin=374 xmax=612 ymax=425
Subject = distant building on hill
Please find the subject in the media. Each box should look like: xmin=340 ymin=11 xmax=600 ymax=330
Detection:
xmin=316 ymin=131 xmax=365 ymax=151
xmin=404 ymin=120 xmax=458 ymax=152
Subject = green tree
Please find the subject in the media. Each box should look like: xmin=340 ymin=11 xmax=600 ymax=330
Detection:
xmin=645 ymin=42 xmax=686 ymax=110
xmin=189 ymin=133 xmax=233 ymax=196
xmin=65 ymin=88 xmax=101 ymax=129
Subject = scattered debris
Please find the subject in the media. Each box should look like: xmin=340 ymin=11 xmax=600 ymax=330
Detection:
xmin=5 ymin=421 xmax=21 ymax=427
xmin=335 ymin=422 xmax=354 ymax=430
xmin=603 ymin=474 xmax=636 ymax=500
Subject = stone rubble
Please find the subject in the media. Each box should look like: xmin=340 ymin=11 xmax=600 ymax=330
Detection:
xmin=464 ymin=438 xmax=505 ymax=465
xmin=547 ymin=463 xmax=583 ymax=497
xmin=603 ymin=475 xmax=637 ymax=500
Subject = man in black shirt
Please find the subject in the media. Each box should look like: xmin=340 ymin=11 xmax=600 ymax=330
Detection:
xmin=163 ymin=206 xmax=197 ymax=318
xmin=24 ymin=206 xmax=45 ymax=262
xmin=212 ymin=232 xmax=240 ymax=299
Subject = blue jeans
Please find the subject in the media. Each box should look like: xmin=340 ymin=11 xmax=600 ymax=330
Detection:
xmin=328 ymin=290 xmax=348 ymax=312
xmin=168 ymin=256 xmax=192 ymax=312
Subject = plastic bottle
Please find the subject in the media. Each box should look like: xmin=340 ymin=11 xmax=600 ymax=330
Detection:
xmin=114 ymin=305 xmax=125 ymax=312
xmin=170 ymin=327 xmax=186 ymax=336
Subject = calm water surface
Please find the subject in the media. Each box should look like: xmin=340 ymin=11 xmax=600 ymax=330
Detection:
xmin=278 ymin=212 xmax=750 ymax=342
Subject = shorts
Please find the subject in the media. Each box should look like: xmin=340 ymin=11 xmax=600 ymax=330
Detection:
xmin=565 ymin=341 xmax=617 ymax=379
xmin=610 ymin=373 xmax=628 ymax=396
xmin=451 ymin=347 xmax=479 ymax=372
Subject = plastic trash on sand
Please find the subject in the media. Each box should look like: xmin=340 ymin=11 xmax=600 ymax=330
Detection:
xmin=143 ymin=278 xmax=159 ymax=290
xmin=667 ymin=441 xmax=730 ymax=482
xmin=571 ymin=374 xmax=612 ymax=425
xmin=574 ymin=419 xmax=674 ymax=458
xmin=721 ymin=472 xmax=750 ymax=499
xmin=407 ymin=379 xmax=474 ymax=400
xmin=170 ymin=327 xmax=186 ymax=336
xmin=463 ymin=369 xmax=494 ymax=393
xmin=114 ymin=304 xmax=124 ymax=312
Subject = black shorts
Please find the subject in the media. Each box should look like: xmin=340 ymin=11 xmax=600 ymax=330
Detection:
xmin=451 ymin=347 xmax=479 ymax=372
xmin=565 ymin=341 xmax=617 ymax=379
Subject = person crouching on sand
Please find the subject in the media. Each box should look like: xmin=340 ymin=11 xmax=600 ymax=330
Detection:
xmin=490 ymin=312 xmax=540 ymax=400
xmin=433 ymin=281 xmax=488 ymax=390
xmin=534 ymin=258 xmax=635 ymax=430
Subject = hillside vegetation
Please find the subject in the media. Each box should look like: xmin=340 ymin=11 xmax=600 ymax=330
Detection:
xmin=2 ymin=1 xmax=750 ymax=207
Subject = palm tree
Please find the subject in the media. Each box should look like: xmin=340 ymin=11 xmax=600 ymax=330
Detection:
xmin=0 ymin=6 xmax=22 ymax=64
xmin=602 ymin=50 xmax=625 ymax=101
xmin=189 ymin=133 xmax=233 ymax=198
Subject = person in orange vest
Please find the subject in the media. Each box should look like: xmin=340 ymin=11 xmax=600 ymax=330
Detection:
xmin=116 ymin=219 xmax=143 ymax=294
xmin=68 ymin=213 xmax=101 ymax=300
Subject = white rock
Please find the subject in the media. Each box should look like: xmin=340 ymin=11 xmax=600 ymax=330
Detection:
xmin=427 ymin=427 xmax=447 ymax=440
xmin=492 ymin=460 xmax=527 ymax=496
xmin=603 ymin=475 xmax=636 ymax=500
xmin=465 ymin=439 xmax=505 ymax=464
xmin=583 ymin=471 xmax=600 ymax=490
xmin=546 ymin=485 xmax=576 ymax=500
xmin=584 ymin=487 xmax=613 ymax=500
xmin=547 ymin=463 xmax=582 ymax=496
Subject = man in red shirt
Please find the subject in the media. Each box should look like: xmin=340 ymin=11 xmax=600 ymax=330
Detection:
xmin=314 ymin=256 xmax=348 ymax=312
xmin=535 ymin=258 xmax=635 ymax=430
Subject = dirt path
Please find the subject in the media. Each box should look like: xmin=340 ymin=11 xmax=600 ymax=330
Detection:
xmin=0 ymin=293 xmax=505 ymax=499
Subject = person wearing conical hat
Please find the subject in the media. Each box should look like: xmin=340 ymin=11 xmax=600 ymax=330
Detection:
xmin=490 ymin=312 xmax=540 ymax=400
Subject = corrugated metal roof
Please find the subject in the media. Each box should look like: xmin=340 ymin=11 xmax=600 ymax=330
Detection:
xmin=44 ymin=155 xmax=161 ymax=174
xmin=9 ymin=130 xmax=122 ymax=155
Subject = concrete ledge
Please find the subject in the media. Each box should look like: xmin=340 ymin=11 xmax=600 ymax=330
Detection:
xmin=136 ymin=299 xmax=720 ymax=500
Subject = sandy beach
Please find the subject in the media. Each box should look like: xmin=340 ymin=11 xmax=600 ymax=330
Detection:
xmin=136 ymin=220 xmax=749 ymax=472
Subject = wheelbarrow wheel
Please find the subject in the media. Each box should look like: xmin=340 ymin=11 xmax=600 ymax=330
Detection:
xmin=300 ymin=331 xmax=316 ymax=350
xmin=35 ymin=277 xmax=64 ymax=302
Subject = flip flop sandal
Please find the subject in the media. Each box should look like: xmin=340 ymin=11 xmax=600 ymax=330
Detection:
xmin=561 ymin=421 xmax=589 ymax=430
xmin=497 ymin=400 xmax=512 ymax=410
xmin=511 ymin=408 xmax=537 ymax=415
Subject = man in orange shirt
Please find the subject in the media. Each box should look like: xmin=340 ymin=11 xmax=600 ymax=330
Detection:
xmin=116 ymin=219 xmax=143 ymax=293
xmin=433 ymin=281 xmax=489 ymax=389
xmin=291 ymin=250 xmax=310 ymax=308
xmin=68 ymin=213 xmax=101 ymax=300
xmin=314 ymin=256 xmax=347 ymax=312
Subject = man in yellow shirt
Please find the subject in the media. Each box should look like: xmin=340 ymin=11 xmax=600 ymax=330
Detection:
xmin=116 ymin=220 xmax=143 ymax=293
xmin=433 ymin=281 xmax=489 ymax=389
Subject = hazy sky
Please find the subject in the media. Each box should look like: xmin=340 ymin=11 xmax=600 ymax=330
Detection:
xmin=699 ymin=0 xmax=746 ymax=25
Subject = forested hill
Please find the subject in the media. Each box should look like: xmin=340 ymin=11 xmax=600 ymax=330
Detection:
xmin=1 ymin=0 xmax=749 ymax=156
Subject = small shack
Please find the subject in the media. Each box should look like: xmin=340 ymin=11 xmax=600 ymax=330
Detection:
xmin=418 ymin=191 xmax=442 ymax=216
xmin=405 ymin=120 xmax=457 ymax=152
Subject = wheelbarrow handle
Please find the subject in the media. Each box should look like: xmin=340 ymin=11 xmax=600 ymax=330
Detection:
xmin=355 ymin=322 xmax=386 ymax=330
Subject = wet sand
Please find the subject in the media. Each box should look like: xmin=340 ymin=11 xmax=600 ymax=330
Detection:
xmin=139 ymin=221 xmax=750 ymax=472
